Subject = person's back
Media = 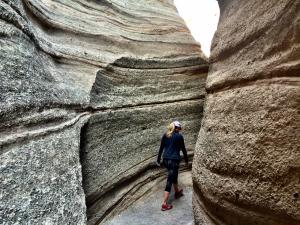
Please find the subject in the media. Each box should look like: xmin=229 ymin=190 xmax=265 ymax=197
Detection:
xmin=162 ymin=132 xmax=185 ymax=162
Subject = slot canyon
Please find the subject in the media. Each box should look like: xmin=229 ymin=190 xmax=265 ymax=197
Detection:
xmin=0 ymin=0 xmax=299 ymax=225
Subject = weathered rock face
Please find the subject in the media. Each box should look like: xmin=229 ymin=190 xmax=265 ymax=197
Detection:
xmin=0 ymin=121 xmax=88 ymax=225
xmin=193 ymin=1 xmax=300 ymax=225
xmin=83 ymin=100 xmax=203 ymax=224
xmin=1 ymin=1 xmax=89 ymax=224
xmin=1 ymin=0 xmax=207 ymax=224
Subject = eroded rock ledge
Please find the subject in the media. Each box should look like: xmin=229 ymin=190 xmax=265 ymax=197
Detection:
xmin=0 ymin=0 xmax=207 ymax=224
xmin=193 ymin=1 xmax=300 ymax=225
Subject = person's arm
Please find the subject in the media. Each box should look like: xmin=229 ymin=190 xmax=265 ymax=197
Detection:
xmin=157 ymin=135 xmax=165 ymax=165
xmin=181 ymin=136 xmax=188 ymax=164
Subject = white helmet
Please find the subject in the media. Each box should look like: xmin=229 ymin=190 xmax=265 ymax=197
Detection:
xmin=173 ymin=121 xmax=182 ymax=128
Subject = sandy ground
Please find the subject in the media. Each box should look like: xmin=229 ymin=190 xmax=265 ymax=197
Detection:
xmin=102 ymin=171 xmax=194 ymax=225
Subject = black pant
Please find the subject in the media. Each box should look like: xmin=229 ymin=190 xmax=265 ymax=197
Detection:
xmin=163 ymin=159 xmax=179 ymax=192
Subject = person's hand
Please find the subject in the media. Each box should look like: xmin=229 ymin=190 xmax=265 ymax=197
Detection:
xmin=156 ymin=161 xmax=161 ymax=167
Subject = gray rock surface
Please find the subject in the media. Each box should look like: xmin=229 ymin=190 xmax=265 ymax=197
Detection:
xmin=1 ymin=0 xmax=207 ymax=224
xmin=193 ymin=0 xmax=300 ymax=225
xmin=91 ymin=61 xmax=207 ymax=109
xmin=0 ymin=0 xmax=89 ymax=219
xmin=82 ymin=100 xmax=203 ymax=224
xmin=0 ymin=116 xmax=88 ymax=225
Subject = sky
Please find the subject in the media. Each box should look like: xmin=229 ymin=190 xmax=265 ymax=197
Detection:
xmin=174 ymin=0 xmax=220 ymax=57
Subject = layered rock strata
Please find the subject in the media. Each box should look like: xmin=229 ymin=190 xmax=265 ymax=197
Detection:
xmin=193 ymin=1 xmax=300 ymax=225
xmin=0 ymin=0 xmax=207 ymax=224
xmin=83 ymin=99 xmax=203 ymax=224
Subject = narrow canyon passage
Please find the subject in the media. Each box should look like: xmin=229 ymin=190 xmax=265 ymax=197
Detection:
xmin=102 ymin=171 xmax=193 ymax=225
xmin=2 ymin=0 xmax=298 ymax=225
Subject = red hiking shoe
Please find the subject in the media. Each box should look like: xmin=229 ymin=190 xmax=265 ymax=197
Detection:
xmin=161 ymin=203 xmax=173 ymax=211
xmin=175 ymin=189 xmax=184 ymax=199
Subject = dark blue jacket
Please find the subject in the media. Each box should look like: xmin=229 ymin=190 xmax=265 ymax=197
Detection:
xmin=157 ymin=132 xmax=188 ymax=163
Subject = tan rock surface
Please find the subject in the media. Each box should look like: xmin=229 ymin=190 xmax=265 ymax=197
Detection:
xmin=193 ymin=0 xmax=300 ymax=225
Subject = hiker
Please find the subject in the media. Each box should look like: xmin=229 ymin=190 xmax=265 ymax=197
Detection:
xmin=156 ymin=121 xmax=188 ymax=211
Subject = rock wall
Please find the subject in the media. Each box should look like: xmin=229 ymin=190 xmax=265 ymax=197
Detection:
xmin=83 ymin=100 xmax=203 ymax=224
xmin=1 ymin=0 xmax=89 ymax=224
xmin=193 ymin=0 xmax=300 ymax=225
xmin=0 ymin=0 xmax=207 ymax=224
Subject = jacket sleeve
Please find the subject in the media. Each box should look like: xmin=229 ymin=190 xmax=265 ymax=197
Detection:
xmin=181 ymin=136 xmax=188 ymax=163
xmin=157 ymin=135 xmax=165 ymax=163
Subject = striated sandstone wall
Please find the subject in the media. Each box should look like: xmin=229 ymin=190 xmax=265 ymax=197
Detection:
xmin=83 ymin=100 xmax=203 ymax=224
xmin=0 ymin=0 xmax=207 ymax=224
xmin=193 ymin=0 xmax=300 ymax=225
xmin=1 ymin=0 xmax=89 ymax=224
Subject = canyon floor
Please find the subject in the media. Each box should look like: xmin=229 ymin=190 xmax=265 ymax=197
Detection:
xmin=102 ymin=171 xmax=194 ymax=225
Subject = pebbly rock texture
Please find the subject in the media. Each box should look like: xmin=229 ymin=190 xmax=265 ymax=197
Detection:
xmin=193 ymin=0 xmax=300 ymax=225
xmin=91 ymin=59 xmax=207 ymax=109
xmin=1 ymin=0 xmax=207 ymax=224
xmin=0 ymin=0 xmax=89 ymax=224
xmin=82 ymin=99 xmax=203 ymax=224
xmin=0 ymin=120 xmax=88 ymax=225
